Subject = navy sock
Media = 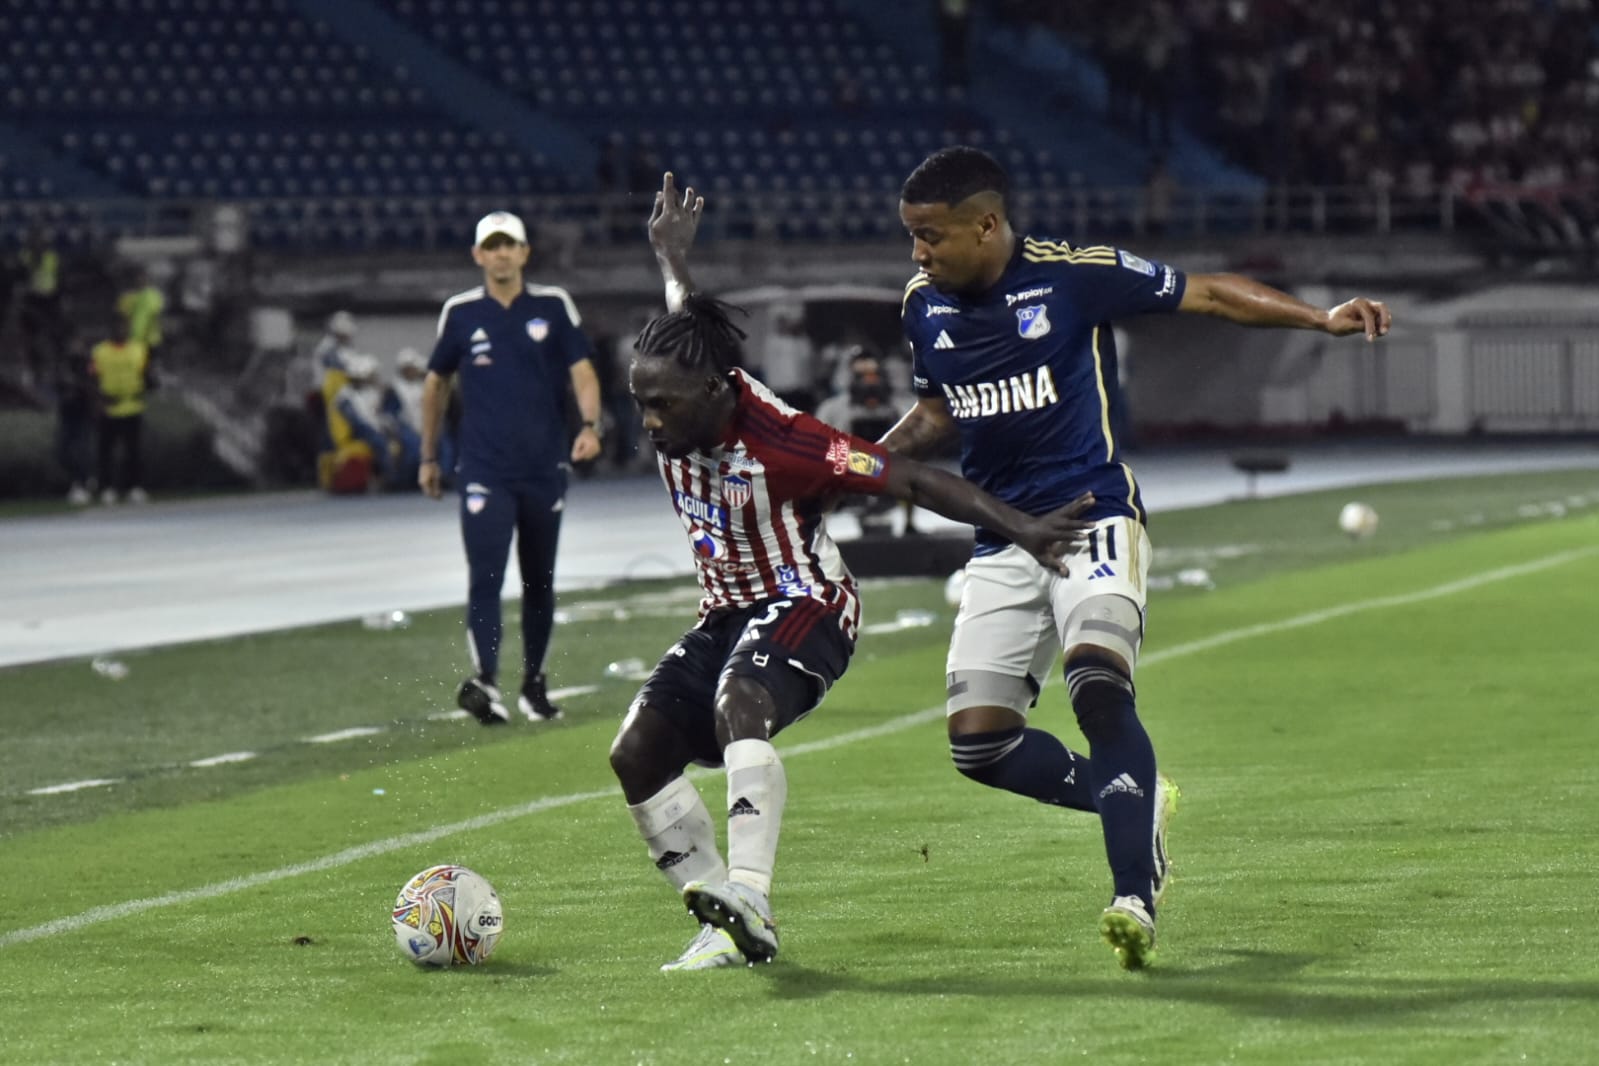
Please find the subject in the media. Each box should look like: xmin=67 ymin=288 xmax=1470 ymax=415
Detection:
xmin=1067 ymin=655 xmax=1158 ymax=911
xmin=951 ymin=727 xmax=1098 ymax=812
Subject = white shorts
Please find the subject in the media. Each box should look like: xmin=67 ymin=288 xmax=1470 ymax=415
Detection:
xmin=946 ymin=516 xmax=1151 ymax=695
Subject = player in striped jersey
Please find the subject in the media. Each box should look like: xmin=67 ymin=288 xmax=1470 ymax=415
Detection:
xmin=890 ymin=146 xmax=1391 ymax=969
xmin=615 ymin=175 xmax=1098 ymax=972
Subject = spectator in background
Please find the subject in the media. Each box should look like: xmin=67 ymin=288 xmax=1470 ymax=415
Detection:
xmin=815 ymin=345 xmax=923 ymax=534
xmin=314 ymin=310 xmax=359 ymax=390
xmin=17 ymin=226 xmax=64 ymax=388
xmin=55 ymin=334 xmax=96 ymax=506
xmin=90 ymin=315 xmax=151 ymax=506
xmin=117 ymin=265 xmax=165 ymax=365
xmin=382 ymin=347 xmax=441 ymax=491
xmin=321 ymin=352 xmax=389 ymax=494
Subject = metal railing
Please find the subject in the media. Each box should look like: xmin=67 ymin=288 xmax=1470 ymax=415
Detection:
xmin=0 ymin=183 xmax=1497 ymax=253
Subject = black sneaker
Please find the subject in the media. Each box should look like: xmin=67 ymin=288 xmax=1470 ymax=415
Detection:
xmin=457 ymin=676 xmax=510 ymax=725
xmin=517 ymin=674 xmax=563 ymax=722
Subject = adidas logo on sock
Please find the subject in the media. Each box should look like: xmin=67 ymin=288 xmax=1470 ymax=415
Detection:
xmin=729 ymin=796 xmax=760 ymax=817
xmin=1098 ymin=772 xmax=1146 ymax=800
xmin=655 ymin=849 xmax=690 ymax=870
xmin=1087 ymin=563 xmax=1116 ymax=579
xmin=933 ymin=330 xmax=955 ymax=350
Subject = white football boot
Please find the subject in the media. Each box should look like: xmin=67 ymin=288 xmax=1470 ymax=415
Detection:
xmin=683 ymin=880 xmax=779 ymax=964
xmin=660 ymin=923 xmax=745 ymax=972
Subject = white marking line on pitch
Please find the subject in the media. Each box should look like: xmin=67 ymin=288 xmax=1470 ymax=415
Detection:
xmin=24 ymin=778 xmax=121 ymax=796
xmin=304 ymin=726 xmax=386 ymax=744
xmin=5 ymin=543 xmax=1593 ymax=951
xmin=189 ymin=752 xmax=257 ymax=768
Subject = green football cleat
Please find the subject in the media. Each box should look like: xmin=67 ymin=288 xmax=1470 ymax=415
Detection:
xmin=1152 ymin=772 xmax=1181 ymax=907
xmin=1100 ymin=895 xmax=1157 ymax=971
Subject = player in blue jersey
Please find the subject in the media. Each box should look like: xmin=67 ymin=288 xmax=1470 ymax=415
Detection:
xmin=419 ymin=211 xmax=603 ymax=725
xmin=887 ymin=146 xmax=1391 ymax=969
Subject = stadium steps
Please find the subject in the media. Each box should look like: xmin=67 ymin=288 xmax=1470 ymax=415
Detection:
xmin=281 ymin=0 xmax=596 ymax=183
xmin=0 ymin=118 xmax=127 ymax=199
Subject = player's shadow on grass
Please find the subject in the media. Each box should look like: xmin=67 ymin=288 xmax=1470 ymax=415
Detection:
xmin=759 ymin=949 xmax=1599 ymax=1022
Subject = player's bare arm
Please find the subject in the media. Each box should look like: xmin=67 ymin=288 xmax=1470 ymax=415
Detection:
xmin=878 ymin=395 xmax=959 ymax=459
xmin=1179 ymin=273 xmax=1392 ymax=341
xmin=648 ymin=171 xmax=704 ymax=312
xmin=569 ymin=358 xmax=603 ymax=462
xmin=882 ymin=456 xmax=1095 ymax=573
xmin=418 ymin=369 xmax=449 ymax=499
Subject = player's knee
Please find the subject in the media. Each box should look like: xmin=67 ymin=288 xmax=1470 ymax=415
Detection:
xmin=946 ymin=670 xmax=1037 ymax=718
xmin=1064 ymin=652 xmax=1136 ymax=744
xmin=1061 ymin=594 xmax=1143 ymax=675
xmin=713 ymin=674 xmax=777 ymax=744
xmin=949 ymin=726 xmax=1025 ymax=788
xmin=608 ymin=701 xmax=678 ymax=796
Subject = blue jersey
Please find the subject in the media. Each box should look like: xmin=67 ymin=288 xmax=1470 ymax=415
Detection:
xmin=903 ymin=236 xmax=1185 ymax=555
xmin=430 ymin=283 xmax=591 ymax=484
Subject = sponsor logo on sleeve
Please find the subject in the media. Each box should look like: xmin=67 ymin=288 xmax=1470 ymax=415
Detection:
xmin=925 ymin=303 xmax=959 ymax=316
xmin=1156 ymin=266 xmax=1177 ymax=298
xmin=847 ymin=449 xmax=884 ymax=477
xmin=1118 ymin=250 xmax=1157 ymax=276
xmin=826 ymin=435 xmax=851 ymax=475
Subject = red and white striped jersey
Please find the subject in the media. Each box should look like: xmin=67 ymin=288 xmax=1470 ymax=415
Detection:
xmin=655 ymin=369 xmax=893 ymax=632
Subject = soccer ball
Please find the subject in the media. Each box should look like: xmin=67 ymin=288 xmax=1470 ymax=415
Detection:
xmin=1338 ymin=501 xmax=1380 ymax=538
xmin=943 ymin=567 xmax=967 ymax=607
xmin=391 ymin=864 xmax=503 ymax=967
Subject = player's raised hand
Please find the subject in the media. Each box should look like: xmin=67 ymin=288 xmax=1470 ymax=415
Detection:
xmin=648 ymin=171 xmax=704 ymax=258
xmin=1022 ymin=492 xmax=1098 ymax=575
xmin=1325 ymin=297 xmax=1392 ymax=341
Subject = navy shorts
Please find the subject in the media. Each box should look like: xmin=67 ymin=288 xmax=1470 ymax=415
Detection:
xmin=632 ymin=596 xmax=856 ymax=767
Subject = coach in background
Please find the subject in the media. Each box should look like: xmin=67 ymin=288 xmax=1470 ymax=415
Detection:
xmin=419 ymin=211 xmax=602 ymax=725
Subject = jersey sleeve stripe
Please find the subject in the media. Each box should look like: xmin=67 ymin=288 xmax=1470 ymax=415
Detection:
xmin=902 ymin=276 xmax=930 ymax=313
xmin=525 ymin=283 xmax=582 ymax=326
xmin=435 ymin=286 xmax=485 ymax=338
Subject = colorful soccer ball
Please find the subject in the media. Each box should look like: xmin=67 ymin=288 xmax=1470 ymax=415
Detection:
xmin=1338 ymin=501 xmax=1380 ymax=538
xmin=391 ymin=864 xmax=503 ymax=967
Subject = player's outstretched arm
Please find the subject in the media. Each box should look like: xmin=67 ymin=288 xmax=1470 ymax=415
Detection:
xmin=883 ymin=457 xmax=1095 ymax=573
xmin=878 ymin=395 xmax=959 ymax=460
xmin=1180 ymin=272 xmax=1392 ymax=341
xmin=648 ymin=171 xmax=704 ymax=312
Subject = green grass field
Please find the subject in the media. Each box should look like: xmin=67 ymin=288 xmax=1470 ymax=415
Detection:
xmin=3 ymin=471 xmax=1598 ymax=1065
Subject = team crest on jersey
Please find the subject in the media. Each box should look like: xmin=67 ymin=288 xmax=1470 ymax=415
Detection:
xmin=847 ymin=449 xmax=884 ymax=477
xmin=526 ymin=317 xmax=549 ymax=342
xmin=1016 ymin=305 xmax=1051 ymax=340
xmin=465 ymin=493 xmax=488 ymax=514
xmin=689 ymin=526 xmax=723 ymax=559
xmin=722 ymin=475 xmax=752 ymax=508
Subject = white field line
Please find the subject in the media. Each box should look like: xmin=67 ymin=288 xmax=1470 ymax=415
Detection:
xmin=24 ymin=779 xmax=121 ymax=796
xmin=4 ymin=544 xmax=1594 ymax=950
xmin=304 ymin=727 xmax=386 ymax=744
xmin=189 ymin=752 xmax=257 ymax=768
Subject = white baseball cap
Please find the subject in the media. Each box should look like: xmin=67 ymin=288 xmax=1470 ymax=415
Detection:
xmin=474 ymin=211 xmax=527 ymax=247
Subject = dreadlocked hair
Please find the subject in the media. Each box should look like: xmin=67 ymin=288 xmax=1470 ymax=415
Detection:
xmin=634 ymin=293 xmax=748 ymax=377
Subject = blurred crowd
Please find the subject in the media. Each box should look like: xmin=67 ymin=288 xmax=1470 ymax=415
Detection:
xmin=1002 ymin=0 xmax=1599 ymax=200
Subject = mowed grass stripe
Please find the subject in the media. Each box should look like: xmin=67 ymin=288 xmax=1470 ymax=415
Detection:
xmin=5 ymin=536 xmax=1589 ymax=951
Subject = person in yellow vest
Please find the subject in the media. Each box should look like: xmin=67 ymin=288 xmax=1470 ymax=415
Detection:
xmin=18 ymin=227 xmax=64 ymax=386
xmin=90 ymin=316 xmax=151 ymax=505
xmin=117 ymin=265 xmax=165 ymax=359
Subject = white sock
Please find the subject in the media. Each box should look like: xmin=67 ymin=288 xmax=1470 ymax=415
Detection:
xmin=626 ymin=776 xmax=726 ymax=894
xmin=724 ymin=738 xmax=787 ymax=898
